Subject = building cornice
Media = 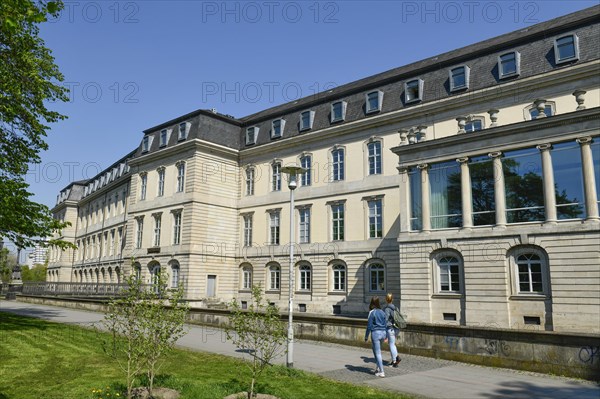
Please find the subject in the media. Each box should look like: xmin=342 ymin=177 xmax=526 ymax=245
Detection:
xmin=128 ymin=138 xmax=239 ymax=167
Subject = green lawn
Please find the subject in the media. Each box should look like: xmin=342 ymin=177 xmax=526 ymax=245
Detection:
xmin=0 ymin=312 xmax=411 ymax=399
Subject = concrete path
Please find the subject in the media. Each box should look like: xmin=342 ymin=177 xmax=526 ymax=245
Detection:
xmin=1 ymin=300 xmax=598 ymax=399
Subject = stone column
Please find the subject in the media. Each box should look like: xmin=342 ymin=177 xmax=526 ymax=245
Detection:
xmin=537 ymin=143 xmax=557 ymax=223
xmin=418 ymin=163 xmax=431 ymax=231
xmin=577 ymin=136 xmax=599 ymax=220
xmin=489 ymin=152 xmax=507 ymax=226
xmin=397 ymin=166 xmax=411 ymax=232
xmin=457 ymin=157 xmax=473 ymax=228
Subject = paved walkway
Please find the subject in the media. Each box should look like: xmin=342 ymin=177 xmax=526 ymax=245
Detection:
xmin=1 ymin=300 xmax=598 ymax=399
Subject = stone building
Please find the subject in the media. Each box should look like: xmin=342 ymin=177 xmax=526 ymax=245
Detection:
xmin=49 ymin=6 xmax=600 ymax=333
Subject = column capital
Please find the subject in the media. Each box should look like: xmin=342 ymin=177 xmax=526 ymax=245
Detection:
xmin=576 ymin=136 xmax=592 ymax=145
xmin=417 ymin=163 xmax=429 ymax=170
xmin=488 ymin=151 xmax=502 ymax=159
xmin=397 ymin=165 xmax=410 ymax=174
xmin=456 ymin=157 xmax=469 ymax=164
xmin=536 ymin=143 xmax=552 ymax=151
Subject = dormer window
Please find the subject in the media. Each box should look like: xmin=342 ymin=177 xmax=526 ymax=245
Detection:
xmin=159 ymin=129 xmax=168 ymax=147
xmin=331 ymin=101 xmax=347 ymax=122
xmin=246 ymin=126 xmax=258 ymax=145
xmin=554 ymin=34 xmax=579 ymax=64
xmin=271 ymin=119 xmax=285 ymax=139
xmin=498 ymin=51 xmax=520 ymax=79
xmin=449 ymin=66 xmax=470 ymax=92
xmin=299 ymin=110 xmax=315 ymax=131
xmin=405 ymin=79 xmax=424 ymax=103
xmin=142 ymin=136 xmax=150 ymax=152
xmin=366 ymin=91 xmax=383 ymax=113
xmin=465 ymin=118 xmax=483 ymax=132
xmin=178 ymin=122 xmax=188 ymax=140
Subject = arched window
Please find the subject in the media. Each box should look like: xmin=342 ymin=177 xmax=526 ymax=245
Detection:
xmin=298 ymin=264 xmax=311 ymax=291
xmin=241 ymin=265 xmax=252 ymax=290
xmin=268 ymin=263 xmax=280 ymax=291
xmin=170 ymin=261 xmax=180 ymax=288
xmin=368 ymin=263 xmax=385 ymax=292
xmin=509 ymin=246 xmax=549 ymax=297
xmin=149 ymin=263 xmax=161 ymax=292
xmin=108 ymin=267 xmax=113 ymax=283
xmin=332 ymin=264 xmax=346 ymax=292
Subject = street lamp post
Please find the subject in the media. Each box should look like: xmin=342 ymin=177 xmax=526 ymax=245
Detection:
xmin=281 ymin=165 xmax=306 ymax=368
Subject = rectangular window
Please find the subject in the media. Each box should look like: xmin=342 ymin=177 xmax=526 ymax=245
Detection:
xmin=332 ymin=148 xmax=344 ymax=181
xmin=159 ymin=129 xmax=168 ymax=147
xmin=153 ymin=215 xmax=161 ymax=247
xmin=178 ymin=122 xmax=187 ymax=140
xmin=503 ymin=148 xmax=544 ymax=223
xmin=555 ymin=35 xmax=578 ymax=63
xmin=272 ymin=163 xmax=281 ymax=191
xmin=331 ymin=101 xmax=346 ymax=122
xmin=173 ymin=212 xmax=182 ymax=245
xmin=450 ymin=66 xmax=469 ymax=91
xmin=177 ymin=163 xmax=185 ymax=192
xmin=300 ymin=111 xmax=314 ymax=131
xmin=439 ymin=258 xmax=460 ymax=292
xmin=429 ymin=161 xmax=462 ymax=229
xmin=405 ymin=79 xmax=423 ymax=103
xmin=246 ymin=127 xmax=257 ymax=145
xmin=465 ymin=119 xmax=483 ymax=132
xmin=301 ymin=155 xmax=311 ymax=186
xmin=140 ymin=174 xmax=147 ymax=200
xmin=368 ymin=199 xmax=383 ymax=238
xmin=333 ymin=266 xmax=346 ymax=291
xmin=157 ymin=169 xmax=165 ymax=197
xmin=271 ymin=119 xmax=283 ymax=138
xmin=142 ymin=136 xmax=150 ymax=152
xmin=269 ymin=267 xmax=280 ymax=290
xmin=269 ymin=211 xmax=280 ymax=245
xmin=299 ymin=208 xmax=310 ymax=244
xmin=368 ymin=141 xmax=382 ymax=175
xmin=243 ymin=214 xmax=252 ymax=247
xmin=366 ymin=91 xmax=382 ymax=113
xmin=242 ymin=268 xmax=251 ymax=290
xmin=469 ymin=156 xmax=496 ymax=226
xmin=409 ymin=168 xmax=422 ymax=231
xmin=136 ymin=219 xmax=143 ymax=249
xmin=331 ymin=203 xmax=344 ymax=241
xmin=552 ymin=142 xmax=585 ymax=219
xmin=499 ymin=52 xmax=520 ymax=78
xmin=518 ymin=259 xmax=543 ymax=293
xmin=245 ymin=168 xmax=255 ymax=196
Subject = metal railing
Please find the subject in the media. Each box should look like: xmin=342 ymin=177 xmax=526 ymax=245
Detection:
xmin=21 ymin=281 xmax=133 ymax=297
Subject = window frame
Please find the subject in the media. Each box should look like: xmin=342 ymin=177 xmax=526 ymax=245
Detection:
xmin=135 ymin=217 xmax=143 ymax=249
xmin=554 ymin=34 xmax=579 ymax=64
xmin=524 ymin=101 xmax=556 ymax=120
xmin=159 ymin=129 xmax=168 ymax=147
xmin=178 ymin=122 xmax=188 ymax=141
xmin=498 ymin=51 xmax=521 ymax=79
xmin=241 ymin=265 xmax=252 ymax=290
xmin=299 ymin=110 xmax=315 ymax=131
xmin=172 ymin=211 xmax=182 ymax=245
xmin=243 ymin=213 xmax=253 ymax=247
xmin=142 ymin=136 xmax=151 ymax=152
xmin=170 ymin=263 xmax=180 ymax=288
xmin=449 ymin=65 xmax=470 ymax=92
xmin=268 ymin=263 xmax=281 ymax=291
xmin=300 ymin=154 xmax=312 ymax=187
xmin=464 ymin=116 xmax=485 ymax=132
xmin=368 ymin=262 xmax=385 ymax=293
xmin=176 ymin=162 xmax=186 ymax=193
xmin=271 ymin=118 xmax=286 ymax=139
xmin=139 ymin=173 xmax=147 ymax=200
xmin=509 ymin=247 xmax=549 ymax=297
xmin=330 ymin=202 xmax=345 ymax=241
xmin=367 ymin=198 xmax=383 ymax=239
xmin=152 ymin=214 xmax=162 ymax=247
xmin=268 ymin=210 xmax=281 ymax=245
xmin=367 ymin=139 xmax=382 ymax=176
xmin=330 ymin=101 xmax=347 ymax=122
xmin=245 ymin=126 xmax=258 ymax=146
xmin=298 ymin=263 xmax=312 ymax=291
xmin=298 ymin=206 xmax=311 ymax=244
xmin=331 ymin=263 xmax=347 ymax=292
xmin=404 ymin=78 xmax=424 ymax=103
xmin=331 ymin=146 xmax=345 ymax=182
xmin=245 ymin=166 xmax=255 ymax=196
xmin=365 ymin=90 xmax=383 ymax=114
xmin=271 ymin=161 xmax=282 ymax=191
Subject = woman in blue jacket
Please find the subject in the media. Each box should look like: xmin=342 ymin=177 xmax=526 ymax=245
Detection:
xmin=364 ymin=296 xmax=387 ymax=377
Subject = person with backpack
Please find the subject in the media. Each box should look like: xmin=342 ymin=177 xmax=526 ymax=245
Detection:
xmin=364 ymin=296 xmax=387 ymax=377
xmin=384 ymin=293 xmax=402 ymax=367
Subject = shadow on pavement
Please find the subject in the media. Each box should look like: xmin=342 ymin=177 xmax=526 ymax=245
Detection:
xmin=482 ymin=380 xmax=600 ymax=399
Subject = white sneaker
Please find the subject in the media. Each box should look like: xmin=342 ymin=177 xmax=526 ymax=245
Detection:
xmin=375 ymin=372 xmax=385 ymax=378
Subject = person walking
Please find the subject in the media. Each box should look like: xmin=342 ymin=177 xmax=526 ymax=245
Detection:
xmin=364 ymin=296 xmax=387 ymax=377
xmin=384 ymin=293 xmax=402 ymax=367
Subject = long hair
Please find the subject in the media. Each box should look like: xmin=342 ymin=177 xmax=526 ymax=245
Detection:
xmin=369 ymin=296 xmax=381 ymax=310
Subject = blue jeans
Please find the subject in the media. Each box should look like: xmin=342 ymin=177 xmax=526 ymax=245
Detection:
xmin=370 ymin=330 xmax=386 ymax=372
xmin=386 ymin=328 xmax=398 ymax=362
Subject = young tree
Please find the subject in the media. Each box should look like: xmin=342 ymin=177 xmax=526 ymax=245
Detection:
xmin=0 ymin=0 xmax=74 ymax=250
xmin=225 ymin=285 xmax=287 ymax=399
xmin=102 ymin=266 xmax=189 ymax=399
xmin=102 ymin=275 xmax=148 ymax=399
xmin=139 ymin=271 xmax=189 ymax=397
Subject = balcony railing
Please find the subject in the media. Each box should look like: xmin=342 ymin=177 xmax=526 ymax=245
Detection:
xmin=20 ymin=281 xmax=142 ymax=297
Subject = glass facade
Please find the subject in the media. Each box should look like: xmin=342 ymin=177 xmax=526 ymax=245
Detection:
xmin=470 ymin=156 xmax=496 ymax=226
xmin=409 ymin=168 xmax=422 ymax=230
xmin=552 ymin=142 xmax=585 ymax=219
xmin=429 ymin=161 xmax=462 ymax=229
xmin=503 ymin=148 xmax=544 ymax=223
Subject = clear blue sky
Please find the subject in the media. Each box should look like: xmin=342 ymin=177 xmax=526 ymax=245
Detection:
xmin=28 ymin=0 xmax=597 ymax=212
